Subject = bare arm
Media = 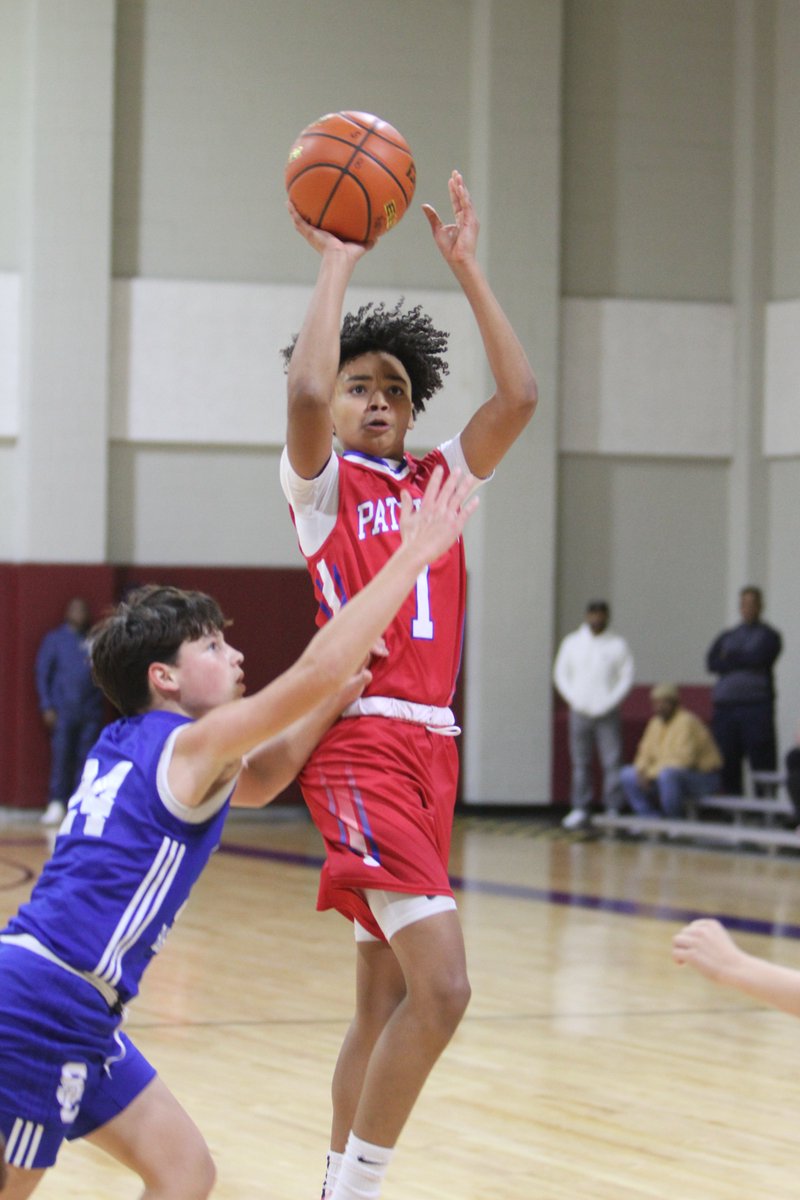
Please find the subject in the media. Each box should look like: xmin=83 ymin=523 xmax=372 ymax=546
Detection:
xmin=231 ymin=667 xmax=370 ymax=808
xmin=422 ymin=171 xmax=538 ymax=479
xmin=673 ymin=918 xmax=800 ymax=1018
xmin=170 ymin=467 xmax=478 ymax=805
xmin=285 ymin=204 xmax=371 ymax=479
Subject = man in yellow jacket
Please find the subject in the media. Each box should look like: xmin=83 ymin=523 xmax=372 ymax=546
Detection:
xmin=620 ymin=684 xmax=722 ymax=818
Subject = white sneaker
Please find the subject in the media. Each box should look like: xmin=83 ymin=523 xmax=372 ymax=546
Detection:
xmin=561 ymin=808 xmax=590 ymax=831
xmin=40 ymin=800 xmax=66 ymax=827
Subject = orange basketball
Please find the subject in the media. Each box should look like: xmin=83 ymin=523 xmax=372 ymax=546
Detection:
xmin=285 ymin=111 xmax=416 ymax=244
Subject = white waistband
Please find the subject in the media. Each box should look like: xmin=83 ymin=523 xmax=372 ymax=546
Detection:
xmin=1 ymin=932 xmax=123 ymax=1012
xmin=341 ymin=696 xmax=461 ymax=735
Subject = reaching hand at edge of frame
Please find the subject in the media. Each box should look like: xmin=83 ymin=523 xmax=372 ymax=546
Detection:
xmin=286 ymin=198 xmax=375 ymax=261
xmin=671 ymin=918 xmax=748 ymax=986
xmin=672 ymin=915 xmax=800 ymax=1019
xmin=421 ymin=170 xmax=478 ymax=268
xmin=399 ymin=465 xmax=479 ymax=567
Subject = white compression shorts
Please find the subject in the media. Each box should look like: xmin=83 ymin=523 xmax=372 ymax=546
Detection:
xmin=353 ymin=889 xmax=457 ymax=943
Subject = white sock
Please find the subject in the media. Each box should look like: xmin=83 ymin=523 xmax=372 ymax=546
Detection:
xmin=322 ymin=1150 xmax=344 ymax=1199
xmin=330 ymin=1132 xmax=393 ymax=1200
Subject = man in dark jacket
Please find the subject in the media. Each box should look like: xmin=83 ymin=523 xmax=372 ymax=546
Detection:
xmin=706 ymin=586 xmax=782 ymax=795
xmin=35 ymin=597 xmax=106 ymax=825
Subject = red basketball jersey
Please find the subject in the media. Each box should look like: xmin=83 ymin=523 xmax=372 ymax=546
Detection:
xmin=296 ymin=449 xmax=467 ymax=708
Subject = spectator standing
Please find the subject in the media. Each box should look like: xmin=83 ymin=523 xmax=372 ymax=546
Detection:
xmin=35 ymin=597 xmax=106 ymax=826
xmin=706 ymin=586 xmax=782 ymax=795
xmin=619 ymin=683 xmax=722 ymax=818
xmin=554 ymin=600 xmax=635 ymax=830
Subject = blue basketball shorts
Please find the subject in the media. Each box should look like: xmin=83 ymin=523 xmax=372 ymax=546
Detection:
xmin=0 ymin=945 xmax=156 ymax=1169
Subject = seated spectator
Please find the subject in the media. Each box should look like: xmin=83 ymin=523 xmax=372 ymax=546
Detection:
xmin=620 ymin=684 xmax=722 ymax=818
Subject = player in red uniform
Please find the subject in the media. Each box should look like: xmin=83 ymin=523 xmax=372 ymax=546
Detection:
xmin=281 ymin=170 xmax=538 ymax=1200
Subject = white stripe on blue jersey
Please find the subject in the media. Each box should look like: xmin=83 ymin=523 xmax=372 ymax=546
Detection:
xmin=95 ymin=837 xmax=186 ymax=987
xmin=3 ymin=711 xmax=230 ymax=1005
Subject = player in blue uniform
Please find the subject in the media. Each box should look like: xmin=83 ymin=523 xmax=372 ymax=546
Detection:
xmin=0 ymin=466 xmax=476 ymax=1199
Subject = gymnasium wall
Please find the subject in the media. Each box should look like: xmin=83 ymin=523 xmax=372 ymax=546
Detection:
xmin=561 ymin=0 xmax=734 ymax=302
xmin=0 ymin=0 xmax=558 ymax=806
xmin=772 ymin=0 xmax=800 ymax=299
xmin=555 ymin=456 xmax=730 ymax=686
xmin=2 ymin=0 xmax=799 ymax=806
xmin=558 ymin=0 xmax=800 ymax=756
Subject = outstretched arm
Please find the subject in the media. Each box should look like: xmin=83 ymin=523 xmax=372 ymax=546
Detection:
xmin=231 ymin=667 xmax=370 ymax=807
xmin=422 ymin=171 xmax=538 ymax=478
xmin=285 ymin=204 xmax=371 ymax=479
xmin=171 ymin=467 xmax=478 ymax=805
xmin=673 ymin=918 xmax=800 ymax=1018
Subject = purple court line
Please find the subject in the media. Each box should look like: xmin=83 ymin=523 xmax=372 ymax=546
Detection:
xmin=219 ymin=842 xmax=800 ymax=941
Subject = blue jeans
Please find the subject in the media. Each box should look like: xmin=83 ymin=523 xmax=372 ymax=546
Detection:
xmin=48 ymin=709 xmax=104 ymax=802
xmin=620 ymin=764 xmax=721 ymax=818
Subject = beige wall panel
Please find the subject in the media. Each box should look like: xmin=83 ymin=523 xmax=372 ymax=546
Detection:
xmin=772 ymin=0 xmax=800 ymax=298
xmin=112 ymin=0 xmax=471 ymax=290
xmin=0 ymin=444 xmax=16 ymax=559
xmin=562 ymin=0 xmax=734 ymax=300
xmin=460 ymin=0 xmax=562 ymax=804
xmin=560 ymin=298 xmax=734 ymax=456
xmin=764 ymin=299 xmax=800 ymax=456
xmin=109 ymin=279 xmax=481 ymax=450
xmin=107 ymin=443 xmax=296 ymax=566
xmin=556 ymin=454 xmax=729 ymax=685
xmin=0 ymin=274 xmax=19 ymax=436
xmin=766 ymin=459 xmax=800 ymax=755
xmin=15 ymin=0 xmax=115 ymax=563
xmin=0 ymin=0 xmax=26 ymax=270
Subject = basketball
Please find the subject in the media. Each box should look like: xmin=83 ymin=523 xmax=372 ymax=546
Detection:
xmin=285 ymin=111 xmax=416 ymax=244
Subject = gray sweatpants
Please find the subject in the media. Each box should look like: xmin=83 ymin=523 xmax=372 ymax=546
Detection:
xmin=568 ymin=708 xmax=623 ymax=812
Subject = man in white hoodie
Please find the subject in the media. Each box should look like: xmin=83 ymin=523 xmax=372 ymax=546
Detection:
xmin=553 ymin=600 xmax=635 ymax=829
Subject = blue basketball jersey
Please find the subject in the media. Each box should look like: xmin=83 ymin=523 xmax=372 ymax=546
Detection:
xmin=3 ymin=710 xmax=232 ymax=1006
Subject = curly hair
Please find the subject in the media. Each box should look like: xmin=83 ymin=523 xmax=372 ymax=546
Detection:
xmin=89 ymin=584 xmax=228 ymax=716
xmin=281 ymin=299 xmax=449 ymax=415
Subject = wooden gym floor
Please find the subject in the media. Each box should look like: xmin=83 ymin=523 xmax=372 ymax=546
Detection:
xmin=2 ymin=806 xmax=800 ymax=1199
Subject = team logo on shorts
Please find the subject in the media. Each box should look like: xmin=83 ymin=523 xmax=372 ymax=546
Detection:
xmin=56 ymin=1061 xmax=88 ymax=1124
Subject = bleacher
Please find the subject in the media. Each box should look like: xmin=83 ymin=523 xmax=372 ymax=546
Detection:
xmin=591 ymin=770 xmax=799 ymax=853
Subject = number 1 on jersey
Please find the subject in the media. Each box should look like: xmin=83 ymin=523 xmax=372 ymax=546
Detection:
xmin=411 ymin=567 xmax=434 ymax=640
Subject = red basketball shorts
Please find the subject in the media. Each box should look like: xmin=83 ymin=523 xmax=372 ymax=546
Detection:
xmin=298 ymin=716 xmax=459 ymax=939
